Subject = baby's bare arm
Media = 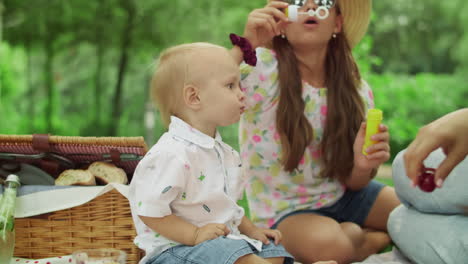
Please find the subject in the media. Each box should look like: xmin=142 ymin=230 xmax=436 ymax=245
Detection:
xmin=140 ymin=214 xmax=230 ymax=246
xmin=140 ymin=214 xmax=198 ymax=246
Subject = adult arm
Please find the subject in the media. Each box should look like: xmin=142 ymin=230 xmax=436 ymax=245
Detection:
xmin=404 ymin=108 xmax=468 ymax=187
xmin=229 ymin=1 xmax=289 ymax=64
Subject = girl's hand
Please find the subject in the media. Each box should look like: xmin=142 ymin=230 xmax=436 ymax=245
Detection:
xmin=243 ymin=1 xmax=290 ymax=49
xmin=245 ymin=227 xmax=282 ymax=245
xmin=354 ymin=123 xmax=391 ymax=170
xmin=193 ymin=223 xmax=230 ymax=245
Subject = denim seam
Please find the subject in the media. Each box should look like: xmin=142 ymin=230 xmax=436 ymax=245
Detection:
xmin=167 ymin=249 xmax=200 ymax=264
xmin=224 ymin=245 xmax=254 ymax=264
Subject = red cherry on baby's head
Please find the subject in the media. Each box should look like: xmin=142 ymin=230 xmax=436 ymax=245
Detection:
xmin=418 ymin=167 xmax=436 ymax=192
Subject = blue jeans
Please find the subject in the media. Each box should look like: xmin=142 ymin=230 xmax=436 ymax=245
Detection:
xmin=388 ymin=149 xmax=468 ymax=264
xmin=272 ymin=180 xmax=385 ymax=229
xmin=146 ymin=236 xmax=294 ymax=264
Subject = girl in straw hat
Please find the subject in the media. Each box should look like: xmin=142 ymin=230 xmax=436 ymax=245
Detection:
xmin=228 ymin=0 xmax=400 ymax=263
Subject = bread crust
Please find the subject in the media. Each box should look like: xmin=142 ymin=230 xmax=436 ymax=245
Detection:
xmin=55 ymin=169 xmax=96 ymax=186
xmin=88 ymin=161 xmax=128 ymax=184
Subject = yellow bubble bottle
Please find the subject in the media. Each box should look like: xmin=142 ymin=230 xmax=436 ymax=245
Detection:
xmin=362 ymin=109 xmax=383 ymax=155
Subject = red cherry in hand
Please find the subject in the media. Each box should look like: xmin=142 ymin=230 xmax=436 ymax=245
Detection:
xmin=418 ymin=168 xmax=436 ymax=192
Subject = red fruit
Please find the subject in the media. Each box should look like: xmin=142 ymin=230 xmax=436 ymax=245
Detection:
xmin=418 ymin=168 xmax=436 ymax=192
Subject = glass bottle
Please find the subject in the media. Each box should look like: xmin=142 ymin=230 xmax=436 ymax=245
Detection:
xmin=0 ymin=174 xmax=20 ymax=264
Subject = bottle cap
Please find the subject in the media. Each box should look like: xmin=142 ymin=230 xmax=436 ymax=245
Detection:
xmin=287 ymin=5 xmax=299 ymax=22
xmin=5 ymin=174 xmax=20 ymax=185
xmin=367 ymin=109 xmax=383 ymax=120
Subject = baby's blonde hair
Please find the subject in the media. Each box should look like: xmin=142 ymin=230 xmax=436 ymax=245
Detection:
xmin=150 ymin=42 xmax=225 ymax=127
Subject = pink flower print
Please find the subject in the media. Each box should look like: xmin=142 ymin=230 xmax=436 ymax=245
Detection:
xmin=273 ymin=192 xmax=281 ymax=199
xmin=311 ymin=149 xmax=321 ymax=159
xmin=241 ymin=152 xmax=249 ymax=159
xmin=268 ymin=218 xmax=276 ymax=227
xmin=320 ymin=105 xmax=327 ymax=116
xmin=265 ymin=175 xmax=273 ymax=184
xmin=315 ymin=202 xmax=323 ymax=207
xmin=184 ymin=164 xmax=190 ymax=170
xmin=252 ymin=135 xmax=262 ymax=143
xmin=319 ymin=194 xmax=327 ymax=200
xmin=273 ymin=132 xmax=280 ymax=142
xmin=297 ymin=185 xmax=307 ymax=194
xmin=253 ymin=93 xmax=264 ymax=102
xmin=259 ymin=74 xmax=267 ymax=82
xmin=299 ymin=196 xmax=308 ymax=204
xmin=272 ymin=152 xmax=278 ymax=158
xmin=368 ymin=89 xmax=374 ymax=100
xmin=299 ymin=156 xmax=305 ymax=165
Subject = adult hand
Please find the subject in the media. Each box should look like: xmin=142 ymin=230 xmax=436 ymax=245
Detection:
xmin=193 ymin=223 xmax=230 ymax=245
xmin=243 ymin=1 xmax=290 ymax=49
xmin=244 ymin=227 xmax=282 ymax=245
xmin=354 ymin=123 xmax=391 ymax=171
xmin=404 ymin=108 xmax=468 ymax=187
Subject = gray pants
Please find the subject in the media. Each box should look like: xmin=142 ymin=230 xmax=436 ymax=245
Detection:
xmin=388 ymin=148 xmax=468 ymax=264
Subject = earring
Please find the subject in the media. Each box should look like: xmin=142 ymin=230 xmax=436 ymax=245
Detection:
xmin=332 ymin=33 xmax=337 ymax=38
xmin=281 ymin=34 xmax=286 ymax=39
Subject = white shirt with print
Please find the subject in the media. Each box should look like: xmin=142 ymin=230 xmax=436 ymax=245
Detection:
xmin=129 ymin=116 xmax=261 ymax=264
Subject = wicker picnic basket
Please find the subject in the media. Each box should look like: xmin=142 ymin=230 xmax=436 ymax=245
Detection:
xmin=0 ymin=134 xmax=149 ymax=262
xmin=0 ymin=134 xmax=149 ymax=181
xmin=14 ymin=189 xmax=144 ymax=262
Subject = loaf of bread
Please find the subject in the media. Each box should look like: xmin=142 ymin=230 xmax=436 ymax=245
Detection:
xmin=55 ymin=169 xmax=96 ymax=186
xmin=88 ymin=161 xmax=128 ymax=184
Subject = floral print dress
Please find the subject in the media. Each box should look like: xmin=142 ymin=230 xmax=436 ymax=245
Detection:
xmin=239 ymin=48 xmax=375 ymax=227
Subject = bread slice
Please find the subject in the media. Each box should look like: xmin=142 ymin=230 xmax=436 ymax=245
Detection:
xmin=55 ymin=169 xmax=96 ymax=186
xmin=88 ymin=161 xmax=128 ymax=185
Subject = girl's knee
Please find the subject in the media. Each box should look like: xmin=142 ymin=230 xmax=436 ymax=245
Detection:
xmin=340 ymin=222 xmax=365 ymax=248
xmin=296 ymin=228 xmax=356 ymax=263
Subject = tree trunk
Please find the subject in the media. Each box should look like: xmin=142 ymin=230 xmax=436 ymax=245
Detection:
xmin=93 ymin=0 xmax=106 ymax=132
xmin=44 ymin=34 xmax=55 ymax=133
xmin=0 ymin=0 xmax=3 ymax=44
xmin=26 ymin=38 xmax=35 ymax=131
xmin=109 ymin=0 xmax=135 ymax=136
xmin=94 ymin=46 xmax=103 ymax=126
xmin=0 ymin=0 xmax=4 ymax=95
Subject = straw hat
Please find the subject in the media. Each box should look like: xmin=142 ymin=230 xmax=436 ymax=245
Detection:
xmin=338 ymin=0 xmax=372 ymax=48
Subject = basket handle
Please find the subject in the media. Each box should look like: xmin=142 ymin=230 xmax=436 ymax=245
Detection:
xmin=32 ymin=134 xmax=51 ymax=152
xmin=110 ymin=148 xmax=121 ymax=163
xmin=32 ymin=134 xmax=64 ymax=177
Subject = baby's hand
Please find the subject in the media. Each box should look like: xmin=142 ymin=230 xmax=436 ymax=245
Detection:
xmin=193 ymin=223 xmax=230 ymax=245
xmin=246 ymin=227 xmax=282 ymax=245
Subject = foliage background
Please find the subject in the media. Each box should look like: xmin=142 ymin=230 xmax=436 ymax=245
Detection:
xmin=1 ymin=0 xmax=467 ymax=163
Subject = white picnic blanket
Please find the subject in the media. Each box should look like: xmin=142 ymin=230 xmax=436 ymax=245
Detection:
xmin=15 ymin=183 xmax=129 ymax=218
xmin=353 ymin=247 xmax=413 ymax=264
xmin=11 ymin=184 xmax=414 ymax=264
xmin=10 ymin=248 xmax=413 ymax=264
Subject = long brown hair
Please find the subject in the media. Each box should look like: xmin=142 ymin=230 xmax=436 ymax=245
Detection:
xmin=273 ymin=18 xmax=365 ymax=182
